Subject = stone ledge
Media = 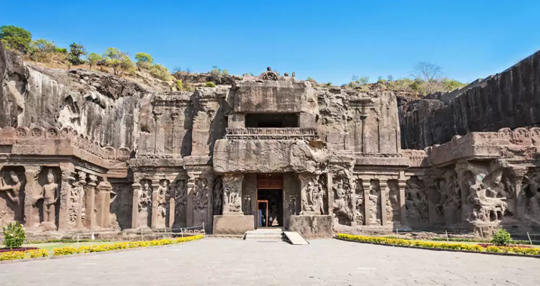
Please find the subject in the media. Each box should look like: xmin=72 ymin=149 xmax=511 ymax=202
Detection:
xmin=213 ymin=215 xmax=255 ymax=235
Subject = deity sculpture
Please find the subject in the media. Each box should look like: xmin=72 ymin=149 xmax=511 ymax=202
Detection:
xmin=156 ymin=180 xmax=169 ymax=218
xmin=139 ymin=181 xmax=152 ymax=212
xmin=41 ymin=170 xmax=59 ymax=226
xmin=0 ymin=171 xmax=23 ymax=222
xmin=193 ymin=178 xmax=208 ymax=210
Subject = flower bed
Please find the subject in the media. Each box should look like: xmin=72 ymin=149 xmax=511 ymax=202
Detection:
xmin=0 ymin=247 xmax=38 ymax=253
xmin=336 ymin=233 xmax=540 ymax=257
xmin=0 ymin=235 xmax=204 ymax=261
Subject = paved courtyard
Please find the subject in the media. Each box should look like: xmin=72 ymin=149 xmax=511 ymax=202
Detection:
xmin=1 ymin=238 xmax=540 ymax=285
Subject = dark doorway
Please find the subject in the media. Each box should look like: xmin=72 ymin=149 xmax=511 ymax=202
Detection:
xmin=257 ymin=189 xmax=283 ymax=228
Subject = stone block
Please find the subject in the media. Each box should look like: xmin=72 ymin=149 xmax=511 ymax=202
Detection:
xmin=213 ymin=215 xmax=254 ymax=235
xmin=288 ymin=215 xmax=332 ymax=238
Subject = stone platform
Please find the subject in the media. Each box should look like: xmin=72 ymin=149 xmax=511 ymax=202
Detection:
xmin=213 ymin=215 xmax=255 ymax=235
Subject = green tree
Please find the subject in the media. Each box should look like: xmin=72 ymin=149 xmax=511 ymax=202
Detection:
xmin=150 ymin=64 xmax=172 ymax=81
xmin=30 ymin=39 xmax=57 ymax=62
xmin=103 ymin=48 xmax=134 ymax=76
xmin=87 ymin=53 xmax=102 ymax=70
xmin=0 ymin=25 xmax=32 ymax=54
xmin=68 ymin=42 xmax=87 ymax=65
xmin=135 ymin=52 xmax=154 ymax=70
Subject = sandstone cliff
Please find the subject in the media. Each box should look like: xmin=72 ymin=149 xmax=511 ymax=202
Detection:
xmin=0 ymin=42 xmax=153 ymax=149
xmin=399 ymin=50 xmax=540 ymax=149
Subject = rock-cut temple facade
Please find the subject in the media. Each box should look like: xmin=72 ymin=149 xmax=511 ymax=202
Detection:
xmin=1 ymin=43 xmax=540 ymax=239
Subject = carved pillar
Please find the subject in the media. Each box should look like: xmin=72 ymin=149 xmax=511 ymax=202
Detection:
xmin=169 ymin=183 xmax=175 ymax=228
xmin=23 ymin=166 xmax=41 ymax=229
xmin=186 ymin=176 xmax=195 ymax=227
xmin=58 ymin=165 xmax=75 ymax=231
xmin=398 ymin=180 xmax=408 ymax=227
xmin=511 ymin=168 xmax=527 ymax=220
xmin=362 ymin=179 xmax=371 ymax=225
xmin=171 ymin=112 xmax=179 ymax=155
xmin=327 ymin=172 xmax=333 ymax=218
xmin=76 ymin=171 xmax=86 ymax=229
xmin=222 ymin=173 xmax=244 ymax=215
xmin=379 ymin=180 xmax=388 ymax=226
xmin=131 ymin=182 xmax=141 ymax=229
xmin=83 ymin=175 xmax=97 ymax=229
xmin=151 ymin=179 xmax=160 ymax=229
xmin=153 ymin=111 xmax=163 ymax=154
xmin=96 ymin=178 xmax=113 ymax=228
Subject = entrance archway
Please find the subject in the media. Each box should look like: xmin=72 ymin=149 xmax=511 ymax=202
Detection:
xmin=256 ymin=174 xmax=283 ymax=228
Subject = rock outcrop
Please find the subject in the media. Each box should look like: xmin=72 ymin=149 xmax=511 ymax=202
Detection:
xmin=399 ymin=50 xmax=540 ymax=149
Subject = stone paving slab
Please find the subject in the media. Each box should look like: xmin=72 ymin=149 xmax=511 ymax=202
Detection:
xmin=0 ymin=238 xmax=539 ymax=285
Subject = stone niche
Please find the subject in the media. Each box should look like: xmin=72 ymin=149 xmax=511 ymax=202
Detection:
xmin=0 ymin=166 xmax=25 ymax=226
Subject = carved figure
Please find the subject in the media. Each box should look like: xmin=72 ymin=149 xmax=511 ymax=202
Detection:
xmin=42 ymin=170 xmax=59 ymax=225
xmin=193 ymin=178 xmax=208 ymax=210
xmin=139 ymin=181 xmax=152 ymax=211
xmin=156 ymin=180 xmax=169 ymax=218
xmin=0 ymin=171 xmax=23 ymax=222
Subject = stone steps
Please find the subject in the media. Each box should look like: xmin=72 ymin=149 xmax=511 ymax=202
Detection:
xmin=244 ymin=229 xmax=286 ymax=242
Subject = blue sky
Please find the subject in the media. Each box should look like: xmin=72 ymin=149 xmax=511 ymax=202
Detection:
xmin=2 ymin=0 xmax=539 ymax=85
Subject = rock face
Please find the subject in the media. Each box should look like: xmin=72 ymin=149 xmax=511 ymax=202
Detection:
xmin=0 ymin=42 xmax=148 ymax=149
xmin=3 ymin=40 xmax=540 ymax=240
xmin=400 ymin=50 xmax=540 ymax=150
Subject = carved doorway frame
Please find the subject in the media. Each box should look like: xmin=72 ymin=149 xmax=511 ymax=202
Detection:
xmin=256 ymin=174 xmax=284 ymax=229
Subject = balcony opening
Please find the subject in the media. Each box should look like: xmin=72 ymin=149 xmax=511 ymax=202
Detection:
xmin=245 ymin=113 xmax=298 ymax=128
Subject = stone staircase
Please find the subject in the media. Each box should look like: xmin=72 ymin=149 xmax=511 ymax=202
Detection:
xmin=244 ymin=229 xmax=309 ymax=245
xmin=244 ymin=229 xmax=286 ymax=242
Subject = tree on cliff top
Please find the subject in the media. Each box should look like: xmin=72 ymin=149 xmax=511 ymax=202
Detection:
xmin=135 ymin=52 xmax=153 ymax=70
xmin=412 ymin=61 xmax=443 ymax=94
xmin=68 ymin=42 xmax=87 ymax=65
xmin=87 ymin=53 xmax=102 ymax=70
xmin=103 ymin=48 xmax=134 ymax=76
xmin=0 ymin=25 xmax=32 ymax=54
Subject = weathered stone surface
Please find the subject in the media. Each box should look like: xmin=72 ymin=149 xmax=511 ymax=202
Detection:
xmin=400 ymin=50 xmax=540 ymax=150
xmin=213 ymin=215 xmax=254 ymax=234
xmin=289 ymin=215 xmax=333 ymax=238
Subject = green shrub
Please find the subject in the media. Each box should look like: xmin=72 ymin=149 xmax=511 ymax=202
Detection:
xmin=176 ymin=79 xmax=183 ymax=91
xmin=205 ymin=81 xmax=216 ymax=87
xmin=3 ymin=222 xmax=25 ymax=249
xmin=150 ymin=64 xmax=172 ymax=81
xmin=492 ymin=229 xmax=513 ymax=246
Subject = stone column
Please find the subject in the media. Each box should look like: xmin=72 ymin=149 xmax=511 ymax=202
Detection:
xmin=222 ymin=173 xmax=244 ymax=215
xmin=169 ymin=183 xmax=175 ymax=228
xmin=362 ymin=179 xmax=371 ymax=225
xmin=84 ymin=175 xmax=97 ymax=229
xmin=186 ymin=176 xmax=195 ymax=227
xmin=398 ymin=180 xmax=408 ymax=227
xmin=96 ymin=178 xmax=113 ymax=228
xmin=326 ymin=173 xmax=333 ymax=217
xmin=151 ymin=179 xmax=160 ymax=229
xmin=23 ymin=166 xmax=41 ymax=229
xmin=58 ymin=165 xmax=76 ymax=231
xmin=131 ymin=182 xmax=141 ymax=229
xmin=512 ymin=168 xmax=527 ymax=220
xmin=379 ymin=180 xmax=388 ymax=226
xmin=76 ymin=171 xmax=86 ymax=229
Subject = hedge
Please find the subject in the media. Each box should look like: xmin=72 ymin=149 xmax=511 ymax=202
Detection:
xmin=336 ymin=233 xmax=540 ymax=256
xmin=1 ymin=235 xmax=203 ymax=261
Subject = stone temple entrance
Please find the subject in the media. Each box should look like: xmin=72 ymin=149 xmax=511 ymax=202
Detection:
xmin=257 ymin=189 xmax=283 ymax=227
xmin=256 ymin=174 xmax=283 ymax=228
